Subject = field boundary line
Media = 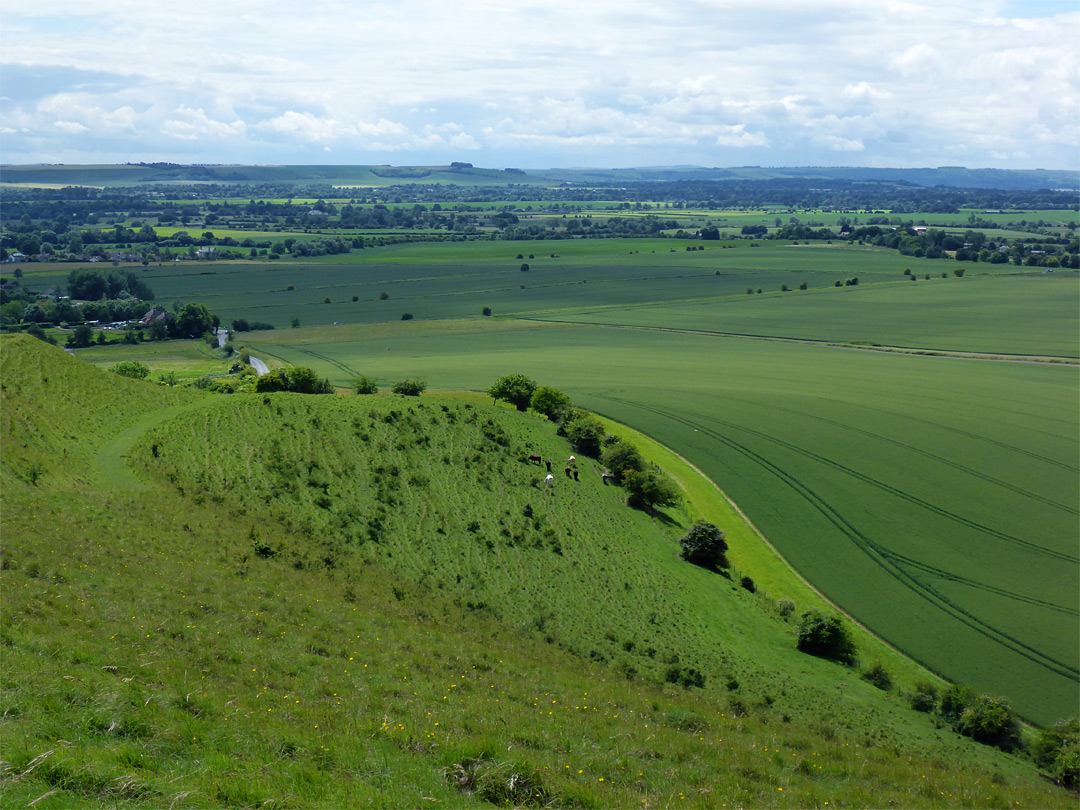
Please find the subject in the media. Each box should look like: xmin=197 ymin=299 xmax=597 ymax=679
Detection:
xmin=592 ymin=410 xmax=929 ymax=675
xmin=598 ymin=394 xmax=1079 ymax=683
xmin=518 ymin=317 xmax=1080 ymax=365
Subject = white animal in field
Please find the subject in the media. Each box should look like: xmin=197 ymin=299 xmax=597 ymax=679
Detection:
xmin=545 ymin=474 xmax=554 ymax=485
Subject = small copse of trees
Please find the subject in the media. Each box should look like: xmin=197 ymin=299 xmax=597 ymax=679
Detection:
xmin=1032 ymin=717 xmax=1079 ymax=788
xmin=679 ymin=521 xmax=728 ymax=570
xmin=530 ymin=386 xmax=572 ymax=422
xmin=254 ymin=366 xmax=333 ymax=394
xmin=109 ymin=360 xmax=151 ymax=380
xmin=392 ymin=379 xmax=426 ymax=396
xmin=487 ymin=373 xmax=679 ymax=511
xmin=796 ymin=610 xmax=856 ymax=665
xmin=623 ymin=468 xmax=680 ymax=511
xmin=353 ymin=376 xmax=379 ymax=395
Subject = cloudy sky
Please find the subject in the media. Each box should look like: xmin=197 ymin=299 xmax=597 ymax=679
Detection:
xmin=1 ymin=0 xmax=1077 ymax=170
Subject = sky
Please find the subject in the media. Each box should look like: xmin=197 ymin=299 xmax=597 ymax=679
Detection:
xmin=1 ymin=0 xmax=1078 ymax=170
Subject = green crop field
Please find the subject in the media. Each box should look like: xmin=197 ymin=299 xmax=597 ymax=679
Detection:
xmin=551 ymin=274 xmax=1080 ymax=357
xmin=17 ymin=238 xmax=1078 ymax=727
xmin=24 ymin=240 xmax=1028 ymax=333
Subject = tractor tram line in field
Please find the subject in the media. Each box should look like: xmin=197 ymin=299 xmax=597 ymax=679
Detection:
xmin=592 ymin=394 xmax=1080 ymax=688
xmin=706 ymin=409 xmax=1078 ymax=564
xmin=723 ymin=394 xmax=1080 ymax=518
xmin=519 ymin=317 xmax=1080 ymax=365
xmin=885 ymin=550 xmax=1079 ymax=617
xmin=882 ymin=409 xmax=1080 ymax=475
xmin=293 ymin=347 xmax=363 ymax=380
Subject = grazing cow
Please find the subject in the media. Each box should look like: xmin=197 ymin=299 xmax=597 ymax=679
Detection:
xmin=528 ymin=454 xmax=542 ymax=465
xmin=564 ymin=466 xmax=572 ymax=477
xmin=568 ymin=455 xmax=576 ymax=466
xmin=545 ymin=460 xmax=552 ymax=472
xmin=601 ymin=472 xmax=610 ymax=485
xmin=573 ymin=469 xmax=579 ymax=481
xmin=545 ymin=474 xmax=554 ymax=485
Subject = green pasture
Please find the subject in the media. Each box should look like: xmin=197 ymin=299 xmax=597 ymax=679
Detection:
xmin=243 ymin=320 xmax=1079 ymax=725
xmin=73 ymin=338 xmax=235 ymax=382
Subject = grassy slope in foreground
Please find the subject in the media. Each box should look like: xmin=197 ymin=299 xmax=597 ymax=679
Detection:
xmin=241 ymin=317 xmax=1079 ymax=725
xmin=1 ymin=335 xmax=1075 ymax=809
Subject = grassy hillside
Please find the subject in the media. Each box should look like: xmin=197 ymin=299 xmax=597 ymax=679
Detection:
xmin=240 ymin=315 xmax=1079 ymax=725
xmin=1 ymin=335 xmax=1075 ymax=808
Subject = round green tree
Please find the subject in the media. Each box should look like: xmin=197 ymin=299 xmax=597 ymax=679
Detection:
xmin=488 ymin=373 xmax=537 ymax=412
xmin=796 ymin=610 xmax=856 ymax=665
xmin=530 ymin=386 xmax=571 ymax=422
xmin=353 ymin=375 xmax=379 ymax=395
xmin=679 ymin=521 xmax=728 ymax=570
xmin=392 ymin=379 xmax=426 ymax=396
xmin=109 ymin=360 xmax=151 ymax=380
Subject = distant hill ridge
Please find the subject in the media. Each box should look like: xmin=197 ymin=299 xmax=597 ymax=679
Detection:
xmin=1 ymin=162 xmax=1075 ymax=190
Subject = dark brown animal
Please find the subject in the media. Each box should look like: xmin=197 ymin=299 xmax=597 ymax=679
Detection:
xmin=564 ymin=466 xmax=572 ymax=477
xmin=528 ymin=454 xmax=542 ymax=465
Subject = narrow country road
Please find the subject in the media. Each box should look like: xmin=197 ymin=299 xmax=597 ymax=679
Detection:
xmin=216 ymin=328 xmax=228 ymax=348
xmin=248 ymin=355 xmax=269 ymax=376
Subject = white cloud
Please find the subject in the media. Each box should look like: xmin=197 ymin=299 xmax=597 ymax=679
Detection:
xmin=842 ymin=82 xmax=892 ymax=101
xmin=821 ymin=135 xmax=866 ymax=152
xmin=0 ymin=0 xmax=1076 ymax=167
xmin=162 ymin=106 xmax=246 ymax=141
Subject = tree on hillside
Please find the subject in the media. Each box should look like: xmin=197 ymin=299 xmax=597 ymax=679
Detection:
xmin=287 ymin=366 xmax=333 ymax=394
xmin=530 ymin=385 xmax=572 ymax=422
xmin=1032 ymin=717 xmax=1079 ymax=788
xmin=796 ymin=610 xmax=856 ymax=665
xmin=601 ymin=439 xmax=644 ymax=481
xmin=488 ymin=373 xmax=537 ymax=412
xmin=254 ymin=366 xmax=332 ymax=394
xmin=110 ymin=360 xmax=150 ymax=380
xmin=957 ymin=695 xmax=1022 ymax=753
xmin=623 ymin=468 xmax=679 ymax=510
xmin=679 ymin=521 xmax=728 ymax=570
xmin=561 ymin=410 xmax=606 ymax=458
xmin=353 ymin=375 xmax=379 ymax=395
xmin=392 ymin=379 xmax=426 ymax=396
xmin=254 ymin=369 xmax=291 ymax=393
